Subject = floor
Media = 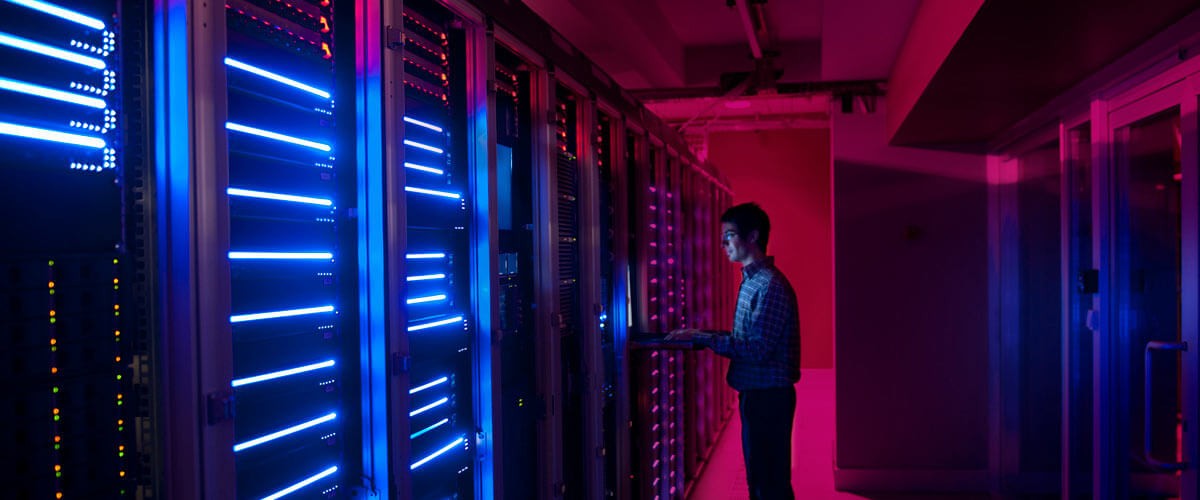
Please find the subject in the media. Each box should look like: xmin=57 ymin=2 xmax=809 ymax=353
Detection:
xmin=687 ymin=368 xmax=867 ymax=500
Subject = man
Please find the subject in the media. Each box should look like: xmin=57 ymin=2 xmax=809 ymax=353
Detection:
xmin=668 ymin=202 xmax=800 ymax=500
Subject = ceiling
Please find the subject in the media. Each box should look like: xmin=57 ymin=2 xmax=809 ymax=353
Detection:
xmin=519 ymin=0 xmax=921 ymax=142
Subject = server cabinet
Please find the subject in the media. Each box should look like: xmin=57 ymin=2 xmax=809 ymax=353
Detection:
xmin=1 ymin=0 xmax=153 ymax=497
xmin=221 ymin=0 xmax=363 ymax=497
xmin=492 ymin=40 xmax=542 ymax=500
xmin=396 ymin=0 xmax=478 ymax=496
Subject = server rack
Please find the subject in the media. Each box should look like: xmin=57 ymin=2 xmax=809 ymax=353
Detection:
xmin=397 ymin=0 xmax=477 ymax=497
xmin=1 ymin=0 xmax=152 ymax=497
xmin=492 ymin=40 xmax=542 ymax=500
xmin=220 ymin=0 xmax=360 ymax=497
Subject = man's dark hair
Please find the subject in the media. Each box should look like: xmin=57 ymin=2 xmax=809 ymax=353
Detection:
xmin=721 ymin=202 xmax=771 ymax=253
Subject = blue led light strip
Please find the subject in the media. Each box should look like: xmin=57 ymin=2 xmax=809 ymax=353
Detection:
xmin=409 ymin=397 xmax=449 ymax=417
xmin=410 ymin=418 xmax=450 ymax=439
xmin=227 ymin=187 xmax=333 ymax=206
xmin=234 ymin=413 xmax=338 ymax=452
xmin=5 ymin=0 xmax=106 ymax=30
xmin=409 ymin=376 xmax=449 ymax=394
xmin=406 ymin=253 xmax=446 ymax=259
xmin=226 ymin=122 xmax=331 ymax=152
xmin=404 ymin=161 xmax=444 ymax=175
xmin=408 ymin=315 xmax=463 ymax=332
xmin=0 ymin=32 xmax=105 ymax=69
xmin=228 ymin=251 xmax=334 ymax=260
xmin=0 ymin=77 xmax=106 ymax=108
xmin=403 ymin=116 xmax=444 ymax=133
xmin=406 ymin=273 xmax=446 ymax=281
xmin=260 ymin=465 xmax=338 ymax=500
xmin=0 ymin=121 xmax=104 ymax=148
xmin=406 ymin=294 xmax=447 ymax=304
xmin=404 ymin=186 xmax=461 ymax=199
xmin=232 ymin=360 xmax=336 ymax=387
xmin=230 ymin=305 xmax=335 ymax=323
xmin=403 ymin=139 xmax=444 ymax=154
xmin=225 ymin=57 xmax=332 ymax=99
xmin=411 ymin=437 xmax=465 ymax=470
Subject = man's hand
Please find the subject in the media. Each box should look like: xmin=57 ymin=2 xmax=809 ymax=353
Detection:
xmin=666 ymin=328 xmax=704 ymax=342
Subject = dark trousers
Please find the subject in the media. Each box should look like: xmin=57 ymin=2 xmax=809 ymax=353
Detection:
xmin=738 ymin=386 xmax=796 ymax=500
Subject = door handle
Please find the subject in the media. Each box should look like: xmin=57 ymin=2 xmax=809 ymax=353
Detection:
xmin=1144 ymin=340 xmax=1188 ymax=471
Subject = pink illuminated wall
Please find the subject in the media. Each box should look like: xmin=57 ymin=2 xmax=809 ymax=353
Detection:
xmin=707 ymin=129 xmax=834 ymax=369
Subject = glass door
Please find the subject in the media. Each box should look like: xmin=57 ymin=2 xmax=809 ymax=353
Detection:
xmin=1105 ymin=99 xmax=1186 ymax=498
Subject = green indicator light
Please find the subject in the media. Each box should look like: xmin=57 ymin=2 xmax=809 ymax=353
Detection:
xmin=113 ymin=286 xmax=118 ymax=290
xmin=49 ymin=260 xmax=55 ymax=266
xmin=52 ymin=387 xmax=59 ymax=393
xmin=117 ymin=401 xmax=123 ymax=406
xmin=112 ymin=258 xmax=118 ymax=264
xmin=55 ymin=471 xmax=61 ymax=478
xmin=50 ymin=318 xmax=56 ymax=324
xmin=51 ymin=346 xmax=57 ymax=352
xmin=54 ymin=444 xmax=60 ymax=451
xmin=118 ymin=452 xmax=124 ymax=457
xmin=118 ymin=426 xmax=124 ymax=431
xmin=114 ymin=311 xmax=119 ymax=316
xmin=49 ymin=290 xmax=55 ymax=295
xmin=53 ymin=415 xmax=60 ymax=421
xmin=116 ymin=375 xmax=122 ymax=380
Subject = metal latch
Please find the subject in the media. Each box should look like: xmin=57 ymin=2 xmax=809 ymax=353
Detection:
xmin=385 ymin=26 xmax=404 ymax=50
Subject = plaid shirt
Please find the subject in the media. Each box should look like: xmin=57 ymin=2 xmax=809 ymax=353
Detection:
xmin=703 ymin=257 xmax=800 ymax=391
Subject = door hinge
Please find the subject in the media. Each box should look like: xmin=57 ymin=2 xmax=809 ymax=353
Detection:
xmin=392 ymin=353 xmax=410 ymax=375
xmin=206 ymin=388 xmax=236 ymax=425
xmin=385 ymin=26 xmax=404 ymax=51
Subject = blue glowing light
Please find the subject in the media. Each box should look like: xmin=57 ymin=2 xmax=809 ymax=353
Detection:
xmin=407 ymin=294 xmax=447 ymax=304
xmin=228 ymin=251 xmax=334 ymax=260
xmin=0 ymin=32 xmax=105 ymax=69
xmin=226 ymin=122 xmax=331 ymax=152
xmin=6 ymin=0 xmax=107 ymax=30
xmin=409 ymin=397 xmax=449 ymax=417
xmin=404 ymin=186 xmax=461 ymax=199
xmin=406 ymin=273 xmax=446 ymax=282
xmin=225 ymin=57 xmax=331 ymax=99
xmin=403 ymin=139 xmax=444 ymax=154
xmin=403 ymin=116 xmax=444 ymax=133
xmin=227 ymin=187 xmax=333 ymax=206
xmin=0 ymin=121 xmax=104 ymax=148
xmin=406 ymin=253 xmax=446 ymax=259
xmin=410 ymin=418 xmax=450 ymax=439
xmin=0 ymin=77 xmax=106 ymax=108
xmin=234 ymin=412 xmax=338 ymax=452
xmin=232 ymin=360 xmax=337 ymax=387
xmin=230 ymin=305 xmax=335 ymax=323
xmin=404 ymin=161 xmax=444 ymax=175
xmin=409 ymin=376 xmax=449 ymax=394
xmin=260 ymin=465 xmax=338 ymax=500
xmin=408 ymin=315 xmax=464 ymax=332
xmin=411 ymin=437 xmax=465 ymax=470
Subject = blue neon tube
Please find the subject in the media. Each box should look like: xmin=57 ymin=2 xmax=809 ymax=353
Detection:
xmin=410 ymin=418 xmax=450 ymax=439
xmin=0 ymin=121 xmax=104 ymax=148
xmin=409 ymin=376 xmax=449 ymax=394
xmin=232 ymin=360 xmax=336 ymax=387
xmin=228 ymin=251 xmax=334 ymax=260
xmin=234 ymin=413 xmax=337 ymax=452
xmin=0 ymin=77 xmax=106 ymax=108
xmin=227 ymin=187 xmax=333 ymax=206
xmin=225 ymin=57 xmax=331 ymax=99
xmin=5 ymin=0 xmax=106 ymax=29
xmin=403 ymin=139 xmax=444 ymax=154
xmin=406 ymin=273 xmax=446 ymax=282
xmin=0 ymin=32 xmax=105 ymax=69
xmin=404 ymin=186 xmax=461 ymax=199
xmin=230 ymin=305 xmax=334 ymax=323
xmin=406 ymin=253 xmax=446 ymax=259
xmin=407 ymin=315 xmax=463 ymax=332
xmin=260 ymin=465 xmax=338 ymax=500
xmin=403 ymin=116 xmax=443 ymax=133
xmin=226 ymin=122 xmax=331 ymax=152
xmin=406 ymin=294 xmax=447 ymax=304
xmin=404 ymin=161 xmax=444 ymax=175
xmin=411 ymin=437 xmax=465 ymax=470
xmin=409 ymin=397 xmax=449 ymax=417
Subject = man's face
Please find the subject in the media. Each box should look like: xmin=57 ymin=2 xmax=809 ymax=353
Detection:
xmin=721 ymin=222 xmax=750 ymax=263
